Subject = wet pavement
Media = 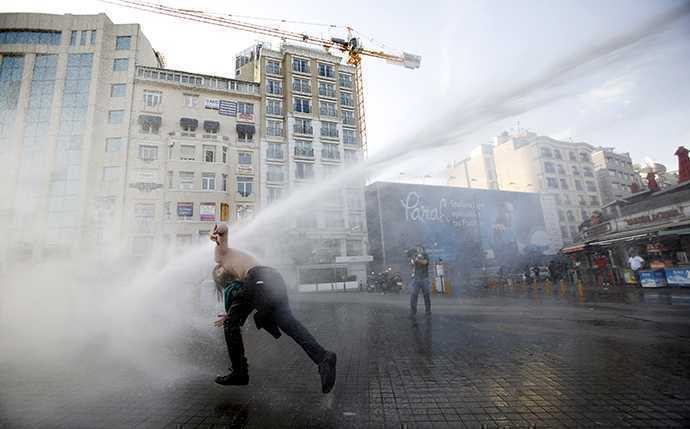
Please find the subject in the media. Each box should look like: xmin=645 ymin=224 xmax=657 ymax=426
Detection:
xmin=2 ymin=287 xmax=690 ymax=428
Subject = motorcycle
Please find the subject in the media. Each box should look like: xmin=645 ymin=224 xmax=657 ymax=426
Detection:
xmin=366 ymin=268 xmax=403 ymax=293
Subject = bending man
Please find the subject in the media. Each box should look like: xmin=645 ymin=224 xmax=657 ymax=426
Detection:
xmin=210 ymin=224 xmax=337 ymax=393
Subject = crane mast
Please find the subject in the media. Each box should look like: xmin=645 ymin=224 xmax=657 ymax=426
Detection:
xmin=106 ymin=0 xmax=421 ymax=156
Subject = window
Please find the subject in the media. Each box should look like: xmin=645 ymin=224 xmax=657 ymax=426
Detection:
xmin=343 ymin=129 xmax=357 ymax=145
xmin=540 ymin=147 xmax=553 ymax=158
xmin=138 ymin=145 xmax=158 ymax=161
xmin=267 ymin=188 xmax=282 ymax=204
xmin=318 ymin=63 xmax=335 ymax=78
xmin=295 ymin=140 xmax=314 ymax=158
xmin=346 ymin=190 xmax=363 ymax=210
xmin=569 ymin=151 xmax=577 ymax=161
xmin=322 ymin=164 xmax=340 ymax=177
xmin=236 ymin=204 xmax=254 ymax=222
xmin=348 ymin=214 xmax=364 ymax=232
xmin=561 ymin=226 xmax=569 ymax=239
xmin=267 ymin=142 xmax=284 ymax=160
xmin=0 ymin=30 xmax=61 ymax=45
xmin=167 ymin=171 xmax=173 ymax=189
xmin=344 ymin=150 xmax=359 ymax=163
xmin=105 ymin=137 xmax=123 ymax=153
xmin=554 ymin=149 xmax=562 ymax=160
xmin=319 ymin=81 xmax=336 ymax=98
xmin=342 ymin=109 xmax=355 ymax=125
xmin=113 ymin=58 xmax=129 ymax=72
xmin=110 ymin=83 xmax=126 ymax=97
xmin=70 ymin=31 xmax=77 ymax=46
xmin=267 ymin=164 xmax=285 ymax=182
xmin=90 ymin=30 xmax=96 ymax=45
xmin=321 ymin=121 xmax=338 ymax=138
xmin=560 ymin=178 xmax=569 ymax=189
xmin=238 ymin=152 xmax=252 ymax=165
xmin=115 ymin=35 xmax=131 ymax=50
xmin=180 ymin=145 xmax=195 ymax=160
xmin=266 ymin=119 xmax=284 ymax=137
xmin=574 ymin=180 xmax=583 ymax=191
xmin=108 ymin=110 xmax=124 ymax=124
xmin=320 ymin=101 xmax=337 ymax=117
xmin=202 ymin=173 xmax=215 ymax=191
xmin=295 ymin=162 xmax=314 ymax=180
xmin=266 ymin=59 xmax=281 ymax=75
xmin=237 ymin=176 xmax=253 ymax=197
xmin=590 ymin=195 xmax=599 ymax=207
xmin=578 ymin=195 xmax=587 ymax=206
xmin=292 ymin=57 xmax=309 ymax=74
xmin=586 ymin=181 xmax=597 ymax=192
xmin=322 ymin=143 xmax=340 ymax=161
xmin=267 ymin=99 xmax=282 ymax=116
xmin=143 ymin=90 xmax=162 ymax=107
xmin=339 ymin=73 xmax=353 ymax=88
xmin=222 ymin=146 xmax=228 ymax=163
xmin=571 ymin=165 xmax=580 ymax=175
xmin=266 ymin=79 xmax=283 ymax=95
xmin=558 ymin=210 xmax=565 ymax=221
xmin=292 ymin=77 xmax=311 ymax=94
xmin=140 ymin=116 xmax=160 ymax=134
xmin=203 ymin=145 xmax=216 ymax=162
xmin=580 ymin=152 xmax=590 ymax=162
xmin=294 ymin=118 xmax=313 ymax=135
xmin=546 ymin=177 xmax=558 ymax=188
xmin=80 ymin=30 xmax=87 ymax=46
xmin=293 ymin=97 xmax=311 ymax=113
xmin=557 ymin=164 xmax=566 ymax=175
xmin=183 ymin=94 xmax=198 ymax=108
xmin=566 ymin=210 xmax=575 ymax=222
xmin=340 ymin=91 xmax=354 ymax=108
xmin=544 ymin=162 xmax=555 ymax=173
xmin=238 ymin=102 xmax=254 ymax=115
xmin=583 ymin=166 xmax=594 ymax=177
xmin=221 ymin=174 xmax=228 ymax=192
xmin=102 ymin=166 xmax=119 ymax=183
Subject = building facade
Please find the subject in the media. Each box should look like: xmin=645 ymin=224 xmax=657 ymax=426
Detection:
xmin=591 ymin=147 xmax=641 ymax=204
xmin=123 ymin=66 xmax=261 ymax=255
xmin=0 ymin=13 xmax=162 ymax=262
xmin=235 ymin=43 xmax=370 ymax=287
xmin=492 ymin=131 xmax=603 ymax=246
xmin=447 ymin=144 xmax=498 ymax=189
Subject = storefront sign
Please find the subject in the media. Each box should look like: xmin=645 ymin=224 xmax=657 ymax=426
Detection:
xmin=219 ymin=100 xmax=237 ymax=117
xmin=639 ymin=270 xmax=667 ymax=288
xmin=205 ymin=98 xmax=219 ymax=110
xmin=664 ymin=268 xmax=690 ymax=285
xmin=177 ymin=202 xmax=193 ymax=217
xmin=200 ymin=202 xmax=216 ymax=221
xmin=624 ymin=207 xmax=684 ymax=226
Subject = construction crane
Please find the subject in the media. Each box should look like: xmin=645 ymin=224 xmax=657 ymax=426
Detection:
xmin=104 ymin=0 xmax=421 ymax=156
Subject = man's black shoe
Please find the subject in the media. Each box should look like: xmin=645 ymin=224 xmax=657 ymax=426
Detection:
xmin=215 ymin=370 xmax=249 ymax=386
xmin=318 ymin=351 xmax=337 ymax=394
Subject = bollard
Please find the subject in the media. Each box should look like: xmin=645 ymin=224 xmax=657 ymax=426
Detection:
xmin=559 ymin=279 xmax=567 ymax=297
xmin=544 ymin=279 xmax=552 ymax=296
xmin=576 ymin=279 xmax=585 ymax=303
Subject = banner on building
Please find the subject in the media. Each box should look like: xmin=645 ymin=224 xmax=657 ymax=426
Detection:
xmin=219 ymin=100 xmax=237 ymax=117
xmin=177 ymin=202 xmax=193 ymax=217
xmin=237 ymin=112 xmax=255 ymax=123
xmin=205 ymin=98 xmax=220 ymax=110
xmin=200 ymin=202 xmax=216 ymax=221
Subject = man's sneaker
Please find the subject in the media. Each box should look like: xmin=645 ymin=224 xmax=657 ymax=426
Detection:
xmin=318 ymin=351 xmax=337 ymax=394
xmin=215 ymin=369 xmax=249 ymax=386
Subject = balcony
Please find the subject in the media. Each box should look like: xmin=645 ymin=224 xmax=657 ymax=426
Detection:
xmin=321 ymin=150 xmax=341 ymax=161
xmin=266 ymin=149 xmax=285 ymax=161
xmin=295 ymin=147 xmax=315 ymax=159
xmin=293 ymin=125 xmax=313 ymax=135
xmin=321 ymin=129 xmax=339 ymax=139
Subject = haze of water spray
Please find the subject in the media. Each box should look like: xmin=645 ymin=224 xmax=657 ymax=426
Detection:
xmin=0 ymin=2 xmax=688 ymax=422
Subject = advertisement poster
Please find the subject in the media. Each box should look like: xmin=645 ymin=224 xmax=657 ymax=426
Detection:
xmin=639 ymin=270 xmax=667 ymax=288
xmin=205 ymin=98 xmax=219 ymax=110
xmin=219 ymin=100 xmax=237 ymax=117
xmin=200 ymin=203 xmax=216 ymax=221
xmin=664 ymin=267 xmax=690 ymax=286
xmin=177 ymin=202 xmax=193 ymax=217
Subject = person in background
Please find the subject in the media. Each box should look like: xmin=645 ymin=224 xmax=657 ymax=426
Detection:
xmin=409 ymin=245 xmax=431 ymax=316
xmin=628 ymin=252 xmax=645 ymax=284
xmin=434 ymin=259 xmax=446 ymax=295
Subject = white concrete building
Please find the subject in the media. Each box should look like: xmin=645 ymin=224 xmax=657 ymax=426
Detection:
xmin=235 ymin=43 xmax=370 ymax=287
xmin=447 ymin=144 xmax=498 ymax=189
xmin=591 ymin=147 xmax=642 ymax=204
xmin=0 ymin=13 xmax=162 ymax=263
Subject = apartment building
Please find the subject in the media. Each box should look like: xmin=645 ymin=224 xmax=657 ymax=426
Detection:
xmin=235 ymin=43 xmax=370 ymax=287
xmin=447 ymin=144 xmax=498 ymax=189
xmin=591 ymin=147 xmax=642 ymax=204
xmin=124 ymin=66 xmax=261 ymax=255
xmin=0 ymin=13 xmax=162 ymax=262
xmin=493 ymin=131 xmax=603 ymax=245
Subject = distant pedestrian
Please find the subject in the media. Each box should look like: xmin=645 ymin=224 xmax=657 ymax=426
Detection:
xmin=628 ymin=253 xmax=645 ymax=283
xmin=409 ymin=245 xmax=431 ymax=316
xmin=434 ymin=259 xmax=445 ymax=294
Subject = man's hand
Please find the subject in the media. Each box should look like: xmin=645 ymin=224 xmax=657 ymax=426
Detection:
xmin=214 ymin=313 xmax=229 ymax=327
xmin=209 ymin=223 xmax=228 ymax=245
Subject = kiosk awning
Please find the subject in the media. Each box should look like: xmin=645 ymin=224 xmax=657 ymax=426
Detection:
xmin=180 ymin=117 xmax=198 ymax=129
xmin=203 ymin=120 xmax=220 ymax=132
xmin=236 ymin=124 xmax=255 ymax=135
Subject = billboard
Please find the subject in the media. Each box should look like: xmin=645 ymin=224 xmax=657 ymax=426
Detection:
xmin=365 ymin=182 xmax=551 ymax=279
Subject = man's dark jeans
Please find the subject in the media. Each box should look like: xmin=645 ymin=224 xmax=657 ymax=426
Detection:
xmin=410 ymin=277 xmax=431 ymax=315
xmin=223 ymin=266 xmax=327 ymax=372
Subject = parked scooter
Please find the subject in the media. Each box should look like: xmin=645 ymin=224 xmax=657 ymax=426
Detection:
xmin=366 ymin=267 xmax=403 ymax=293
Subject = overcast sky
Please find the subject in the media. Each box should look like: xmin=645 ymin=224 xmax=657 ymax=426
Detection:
xmin=7 ymin=0 xmax=690 ymax=177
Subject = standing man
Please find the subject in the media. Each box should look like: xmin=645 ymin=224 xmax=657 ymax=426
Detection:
xmin=210 ymin=224 xmax=337 ymax=393
xmin=410 ymin=244 xmax=431 ymax=316
xmin=628 ymin=252 xmax=645 ymax=284
xmin=435 ymin=259 xmax=446 ymax=295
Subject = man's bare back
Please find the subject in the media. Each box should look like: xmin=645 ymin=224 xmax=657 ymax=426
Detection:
xmin=210 ymin=224 xmax=259 ymax=282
